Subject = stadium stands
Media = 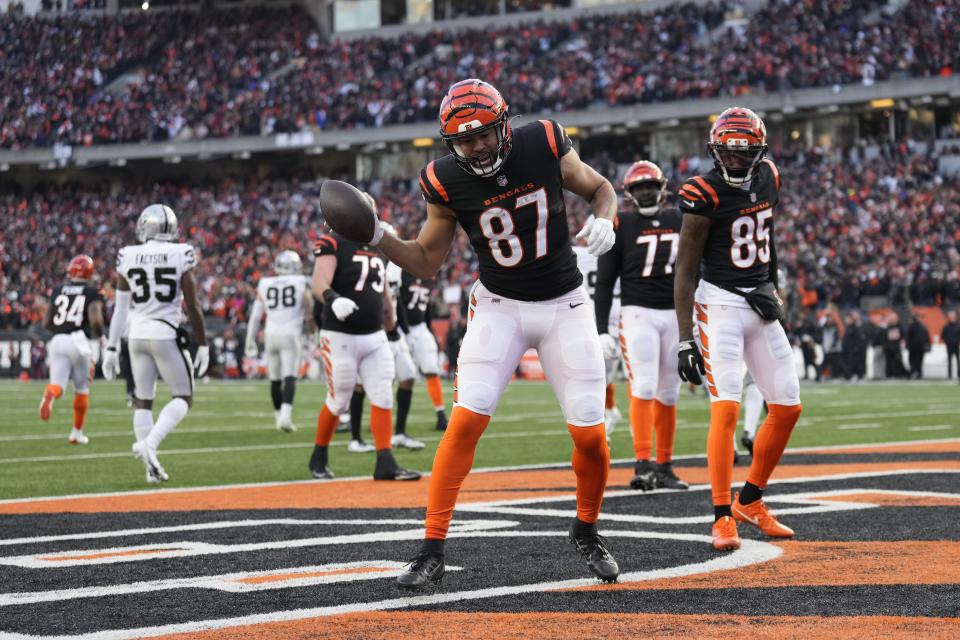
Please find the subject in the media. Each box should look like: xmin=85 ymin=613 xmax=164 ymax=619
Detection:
xmin=1 ymin=0 xmax=957 ymax=149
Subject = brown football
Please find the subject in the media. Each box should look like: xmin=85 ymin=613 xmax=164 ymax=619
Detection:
xmin=319 ymin=180 xmax=377 ymax=243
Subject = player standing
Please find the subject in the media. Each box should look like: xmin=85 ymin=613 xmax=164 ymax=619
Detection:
xmin=245 ymin=250 xmax=313 ymax=432
xmin=102 ymin=205 xmax=209 ymax=483
xmin=595 ymin=161 xmax=687 ymax=491
xmin=674 ymin=108 xmax=802 ymax=550
xmin=354 ymin=79 xmax=621 ymax=587
xmin=39 ymin=255 xmax=105 ymax=444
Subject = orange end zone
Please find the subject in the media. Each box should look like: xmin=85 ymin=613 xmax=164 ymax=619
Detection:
xmin=158 ymin=612 xmax=960 ymax=640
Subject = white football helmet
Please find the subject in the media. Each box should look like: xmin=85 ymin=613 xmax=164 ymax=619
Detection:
xmin=274 ymin=250 xmax=303 ymax=275
xmin=136 ymin=204 xmax=178 ymax=243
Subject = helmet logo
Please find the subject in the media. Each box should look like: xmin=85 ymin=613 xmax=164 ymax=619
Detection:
xmin=458 ymin=120 xmax=484 ymax=132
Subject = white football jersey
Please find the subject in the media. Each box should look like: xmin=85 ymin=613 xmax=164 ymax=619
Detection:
xmin=573 ymin=246 xmax=620 ymax=301
xmin=386 ymin=261 xmax=402 ymax=315
xmin=116 ymin=240 xmax=197 ymax=340
xmin=257 ymin=274 xmax=310 ymax=335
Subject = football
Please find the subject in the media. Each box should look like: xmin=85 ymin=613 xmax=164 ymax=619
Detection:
xmin=319 ymin=179 xmax=377 ymax=243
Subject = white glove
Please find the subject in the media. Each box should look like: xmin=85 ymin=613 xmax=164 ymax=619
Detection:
xmin=389 ymin=334 xmax=411 ymax=359
xmin=599 ymin=333 xmax=619 ymax=360
xmin=102 ymin=348 xmax=119 ymax=381
xmin=194 ymin=345 xmax=210 ymax=378
xmin=244 ymin=341 xmax=258 ymax=358
xmin=331 ymin=296 xmax=359 ymax=321
xmin=576 ymin=215 xmax=616 ymax=256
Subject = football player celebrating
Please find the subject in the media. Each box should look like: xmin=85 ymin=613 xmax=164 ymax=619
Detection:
xmin=39 ymin=255 xmax=105 ymax=444
xmin=573 ymin=233 xmax=622 ymax=443
xmin=360 ymin=79 xmax=620 ymax=587
xmin=245 ymin=250 xmax=314 ymax=432
xmin=674 ymin=108 xmax=802 ymax=551
xmin=596 ymin=161 xmax=687 ymax=491
xmin=102 ymin=205 xmax=209 ymax=483
xmin=308 ymin=231 xmax=421 ymax=482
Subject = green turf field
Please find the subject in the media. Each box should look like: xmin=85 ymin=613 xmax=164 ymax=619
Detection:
xmin=1 ymin=379 xmax=958 ymax=499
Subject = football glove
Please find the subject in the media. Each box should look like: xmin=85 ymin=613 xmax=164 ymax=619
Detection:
xmin=575 ymin=215 xmax=616 ymax=256
xmin=102 ymin=347 xmax=120 ymax=381
xmin=244 ymin=341 xmax=259 ymax=358
xmin=599 ymin=333 xmax=619 ymax=360
xmin=193 ymin=345 xmax=210 ymax=378
xmin=677 ymin=339 xmax=705 ymax=385
xmin=331 ymin=297 xmax=359 ymax=321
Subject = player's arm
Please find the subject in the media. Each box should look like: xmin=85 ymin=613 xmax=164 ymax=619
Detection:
xmin=181 ymin=270 xmax=207 ymax=347
xmin=376 ymin=203 xmax=458 ymax=279
xmin=42 ymin=298 xmax=55 ymax=331
xmin=674 ymin=214 xmax=710 ymax=342
xmin=594 ymin=236 xmax=622 ymax=335
xmin=303 ymin=287 xmax=316 ymax=333
xmin=245 ymin=293 xmax=264 ymax=354
xmin=311 ymin=255 xmax=337 ymax=299
xmin=560 ymin=147 xmax=618 ymax=223
xmin=106 ymin=277 xmax=131 ymax=350
xmin=87 ymin=300 xmax=105 ymax=338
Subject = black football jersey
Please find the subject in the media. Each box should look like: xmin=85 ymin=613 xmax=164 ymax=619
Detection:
xmin=678 ymin=159 xmax=781 ymax=288
xmin=49 ymin=282 xmax=103 ymax=337
xmin=400 ymin=271 xmax=432 ymax=327
xmin=597 ymin=208 xmax=681 ymax=319
xmin=419 ymin=119 xmax=581 ymax=301
xmin=313 ymin=232 xmax=385 ymax=335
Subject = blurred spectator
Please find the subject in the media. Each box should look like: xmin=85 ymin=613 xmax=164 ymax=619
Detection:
xmin=906 ymin=314 xmax=931 ymax=378
xmin=944 ymin=309 xmax=960 ymax=379
xmin=842 ymin=311 xmax=868 ymax=381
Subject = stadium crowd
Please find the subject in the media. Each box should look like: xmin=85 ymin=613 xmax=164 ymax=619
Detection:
xmin=2 ymin=0 xmax=958 ymax=148
xmin=2 ymin=140 xmax=959 ymax=344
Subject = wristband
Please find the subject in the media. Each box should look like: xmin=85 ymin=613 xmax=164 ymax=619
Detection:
xmin=322 ymin=289 xmax=340 ymax=305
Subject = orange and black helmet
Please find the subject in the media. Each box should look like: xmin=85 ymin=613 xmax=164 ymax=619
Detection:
xmin=66 ymin=254 xmax=94 ymax=282
xmin=622 ymin=160 xmax=667 ymax=216
xmin=707 ymin=107 xmax=768 ymax=186
xmin=438 ymin=79 xmax=511 ymax=177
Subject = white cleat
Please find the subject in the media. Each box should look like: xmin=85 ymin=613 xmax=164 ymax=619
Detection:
xmin=347 ymin=439 xmax=375 ymax=453
xmin=605 ymin=406 xmax=622 ymax=439
xmin=67 ymin=429 xmax=89 ymax=445
xmin=277 ymin=420 xmax=297 ymax=433
xmin=132 ymin=441 xmax=169 ymax=483
xmin=392 ymin=433 xmax=425 ymax=450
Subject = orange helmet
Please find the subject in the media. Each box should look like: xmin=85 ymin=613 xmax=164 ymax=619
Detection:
xmin=708 ymin=107 xmax=768 ymax=186
xmin=623 ymin=160 xmax=667 ymax=216
xmin=66 ymin=254 xmax=94 ymax=282
xmin=439 ymin=79 xmax=511 ymax=177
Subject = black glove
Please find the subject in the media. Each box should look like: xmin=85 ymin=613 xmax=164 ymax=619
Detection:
xmin=677 ymin=339 xmax=705 ymax=385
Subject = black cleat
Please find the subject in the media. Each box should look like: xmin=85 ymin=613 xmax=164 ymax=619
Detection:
xmin=435 ymin=409 xmax=448 ymax=431
xmin=740 ymin=433 xmax=754 ymax=457
xmin=396 ymin=552 xmax=444 ymax=590
xmin=311 ymin=466 xmax=335 ymax=480
xmin=653 ymin=462 xmax=689 ymax=490
xmin=630 ymin=459 xmax=656 ymax=491
xmin=569 ymin=523 xmax=620 ymax=582
xmin=373 ymin=450 xmax=422 ymax=481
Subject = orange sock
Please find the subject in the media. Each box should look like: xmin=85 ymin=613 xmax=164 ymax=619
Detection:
xmin=425 ymin=375 xmax=445 ymax=411
xmin=746 ymin=403 xmax=802 ymax=489
xmin=707 ymin=400 xmax=740 ymax=506
xmin=568 ymin=424 xmax=610 ymax=523
xmin=630 ymin=396 xmax=654 ymax=460
xmin=653 ymin=400 xmax=677 ymax=464
xmin=370 ymin=405 xmax=393 ymax=451
xmin=72 ymin=394 xmax=89 ymax=430
xmin=46 ymin=384 xmax=63 ymax=399
xmin=604 ymin=384 xmax=616 ymax=410
xmin=425 ymin=407 xmax=490 ymax=540
xmin=313 ymin=405 xmax=338 ymax=446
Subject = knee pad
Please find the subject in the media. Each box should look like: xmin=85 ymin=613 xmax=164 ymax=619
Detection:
xmin=564 ymin=389 xmax=605 ymax=427
xmin=656 ymin=388 xmax=679 ymax=407
xmin=630 ymin=379 xmax=656 ymax=400
xmin=456 ymin=379 xmax=498 ymax=415
xmin=365 ymin=380 xmax=393 ymax=410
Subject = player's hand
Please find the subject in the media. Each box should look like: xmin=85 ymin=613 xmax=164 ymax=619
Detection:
xmin=331 ymin=297 xmax=359 ymax=321
xmin=576 ymin=215 xmax=616 ymax=256
xmin=677 ymin=339 xmax=705 ymax=385
xmin=362 ymin=192 xmax=386 ymax=245
xmin=244 ymin=341 xmax=258 ymax=358
xmin=102 ymin=348 xmax=119 ymax=381
xmin=194 ymin=345 xmax=210 ymax=378
xmin=599 ymin=333 xmax=619 ymax=360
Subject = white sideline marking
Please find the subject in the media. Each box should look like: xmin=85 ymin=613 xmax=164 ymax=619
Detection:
xmin=0 ymin=561 xmax=466 ymax=606
xmin=0 ymin=520 xmax=517 ymax=569
xmin=836 ymin=423 xmax=883 ymax=430
xmin=0 ymin=532 xmax=781 ymax=640
xmin=0 ymin=437 xmax=956 ymax=506
xmin=909 ymin=425 xmax=954 ymax=432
